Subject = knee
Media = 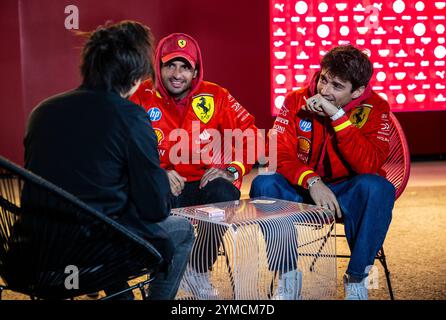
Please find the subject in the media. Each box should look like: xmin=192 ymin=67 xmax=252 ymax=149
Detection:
xmin=204 ymin=178 xmax=240 ymax=201
xmin=353 ymin=174 xmax=396 ymax=201
xmin=250 ymin=173 xmax=285 ymax=197
xmin=172 ymin=216 xmax=195 ymax=243
xmin=184 ymin=221 xmax=195 ymax=244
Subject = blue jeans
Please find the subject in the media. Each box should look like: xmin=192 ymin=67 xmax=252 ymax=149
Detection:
xmin=146 ymin=215 xmax=195 ymax=299
xmin=250 ymin=173 xmax=395 ymax=279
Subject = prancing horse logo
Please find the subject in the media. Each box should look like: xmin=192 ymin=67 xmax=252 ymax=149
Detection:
xmin=349 ymin=105 xmax=372 ymax=129
xmin=196 ymin=97 xmax=210 ymax=115
xmin=192 ymin=94 xmax=215 ymax=124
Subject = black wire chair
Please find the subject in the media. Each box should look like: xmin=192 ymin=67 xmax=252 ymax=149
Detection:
xmin=0 ymin=156 xmax=163 ymax=300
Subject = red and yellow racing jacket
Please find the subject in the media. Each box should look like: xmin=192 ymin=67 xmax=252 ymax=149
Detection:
xmin=274 ymin=75 xmax=391 ymax=189
xmin=131 ymin=80 xmax=258 ymax=184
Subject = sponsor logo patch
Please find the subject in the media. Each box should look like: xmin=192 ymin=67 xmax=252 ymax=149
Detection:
xmin=192 ymin=95 xmax=215 ymax=124
xmin=299 ymin=119 xmax=312 ymax=132
xmin=298 ymin=154 xmax=309 ymax=163
xmin=199 ymin=129 xmax=211 ymax=142
xmin=153 ymin=128 xmax=164 ymax=145
xmin=349 ymin=106 xmax=372 ymax=129
xmin=178 ymin=39 xmax=187 ymax=48
xmin=273 ymin=124 xmax=286 ymax=133
xmin=275 ymin=117 xmax=289 ymax=125
xmin=148 ymin=107 xmax=162 ymax=121
xmin=279 ymin=105 xmax=290 ymax=117
xmin=298 ymin=136 xmax=311 ymax=154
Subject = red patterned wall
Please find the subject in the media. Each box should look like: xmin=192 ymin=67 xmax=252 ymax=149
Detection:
xmin=270 ymin=0 xmax=446 ymax=115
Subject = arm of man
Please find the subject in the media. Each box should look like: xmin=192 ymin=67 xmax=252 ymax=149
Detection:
xmin=200 ymin=89 xmax=258 ymax=188
xmin=276 ymin=92 xmax=342 ymax=216
xmin=167 ymin=169 xmax=187 ymax=196
xmin=331 ymin=100 xmax=390 ymax=174
xmin=304 ymin=93 xmax=390 ymax=174
xmin=276 ymin=91 xmax=319 ymax=189
xmin=128 ymin=108 xmax=172 ymax=222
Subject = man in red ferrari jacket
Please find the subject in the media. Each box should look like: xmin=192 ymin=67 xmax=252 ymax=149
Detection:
xmin=131 ymin=33 xmax=258 ymax=298
xmin=251 ymin=45 xmax=395 ymax=300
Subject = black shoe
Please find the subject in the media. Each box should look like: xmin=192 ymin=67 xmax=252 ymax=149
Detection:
xmin=104 ymin=282 xmax=135 ymax=300
xmin=86 ymin=292 xmax=100 ymax=299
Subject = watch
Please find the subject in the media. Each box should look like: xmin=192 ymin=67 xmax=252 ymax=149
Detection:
xmin=226 ymin=166 xmax=239 ymax=180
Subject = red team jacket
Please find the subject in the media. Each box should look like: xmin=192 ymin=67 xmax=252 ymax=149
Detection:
xmin=131 ymin=37 xmax=257 ymax=184
xmin=274 ymin=73 xmax=391 ymax=189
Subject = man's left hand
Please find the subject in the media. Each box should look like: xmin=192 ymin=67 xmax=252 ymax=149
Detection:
xmin=303 ymin=94 xmax=339 ymax=117
xmin=199 ymin=167 xmax=235 ymax=189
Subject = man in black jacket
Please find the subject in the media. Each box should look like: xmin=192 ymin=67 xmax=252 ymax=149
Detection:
xmin=24 ymin=21 xmax=194 ymax=300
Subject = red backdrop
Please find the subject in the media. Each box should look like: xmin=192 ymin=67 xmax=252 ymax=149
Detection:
xmin=270 ymin=0 xmax=446 ymax=115
xmin=0 ymin=0 xmax=271 ymax=164
xmin=0 ymin=0 xmax=445 ymax=165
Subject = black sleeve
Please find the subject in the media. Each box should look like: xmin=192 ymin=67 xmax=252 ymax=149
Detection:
xmin=127 ymin=110 xmax=171 ymax=222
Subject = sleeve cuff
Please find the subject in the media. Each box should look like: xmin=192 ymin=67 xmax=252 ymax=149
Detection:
xmin=330 ymin=108 xmax=346 ymax=121
xmin=297 ymin=170 xmax=318 ymax=189
xmin=331 ymin=115 xmax=353 ymax=133
xmin=227 ymin=161 xmax=245 ymax=178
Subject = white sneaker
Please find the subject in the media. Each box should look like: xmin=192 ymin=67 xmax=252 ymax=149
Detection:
xmin=343 ymin=274 xmax=368 ymax=300
xmin=183 ymin=269 xmax=218 ymax=300
xmin=272 ymin=269 xmax=303 ymax=300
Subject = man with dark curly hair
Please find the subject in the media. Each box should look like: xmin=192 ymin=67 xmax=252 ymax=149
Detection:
xmin=24 ymin=21 xmax=194 ymax=300
xmin=251 ymin=45 xmax=395 ymax=300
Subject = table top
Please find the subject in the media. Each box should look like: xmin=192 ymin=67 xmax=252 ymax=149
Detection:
xmin=171 ymin=197 xmax=334 ymax=227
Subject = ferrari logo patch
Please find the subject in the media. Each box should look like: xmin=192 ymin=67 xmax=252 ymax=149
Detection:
xmin=349 ymin=105 xmax=372 ymax=129
xmin=192 ymin=95 xmax=215 ymax=124
xmin=178 ymin=39 xmax=187 ymax=48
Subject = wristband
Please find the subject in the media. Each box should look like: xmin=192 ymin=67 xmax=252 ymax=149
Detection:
xmin=330 ymin=108 xmax=345 ymax=121
xmin=226 ymin=166 xmax=239 ymax=180
xmin=307 ymin=177 xmax=321 ymax=189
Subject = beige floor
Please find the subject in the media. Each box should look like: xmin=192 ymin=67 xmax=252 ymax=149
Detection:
xmin=240 ymin=162 xmax=446 ymax=300
xmin=2 ymin=161 xmax=446 ymax=300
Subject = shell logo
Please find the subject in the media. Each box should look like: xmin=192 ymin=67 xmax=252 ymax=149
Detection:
xmin=298 ymin=137 xmax=311 ymax=153
xmin=153 ymin=128 xmax=164 ymax=145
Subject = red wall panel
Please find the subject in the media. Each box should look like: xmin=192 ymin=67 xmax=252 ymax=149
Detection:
xmin=0 ymin=0 xmax=271 ymax=165
xmin=0 ymin=0 xmax=26 ymax=164
xmin=0 ymin=0 xmax=444 ymax=164
xmin=394 ymin=111 xmax=446 ymax=156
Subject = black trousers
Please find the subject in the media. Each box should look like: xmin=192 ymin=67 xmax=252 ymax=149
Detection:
xmin=171 ymin=178 xmax=240 ymax=273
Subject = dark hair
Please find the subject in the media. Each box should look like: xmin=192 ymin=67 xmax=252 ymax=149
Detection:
xmin=79 ymin=20 xmax=154 ymax=95
xmin=321 ymin=45 xmax=373 ymax=91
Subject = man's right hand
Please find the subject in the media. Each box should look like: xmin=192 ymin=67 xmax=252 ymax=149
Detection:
xmin=308 ymin=178 xmax=342 ymax=218
xmin=167 ymin=170 xmax=187 ymax=197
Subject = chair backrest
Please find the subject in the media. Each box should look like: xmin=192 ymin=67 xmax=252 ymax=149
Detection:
xmin=0 ymin=156 xmax=163 ymax=299
xmin=383 ymin=112 xmax=411 ymax=200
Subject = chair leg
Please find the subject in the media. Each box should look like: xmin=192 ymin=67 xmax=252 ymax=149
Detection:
xmin=0 ymin=286 xmax=4 ymax=300
xmin=376 ymin=247 xmax=395 ymax=300
xmin=138 ymin=280 xmax=148 ymax=300
xmin=310 ymin=223 xmax=335 ymax=272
